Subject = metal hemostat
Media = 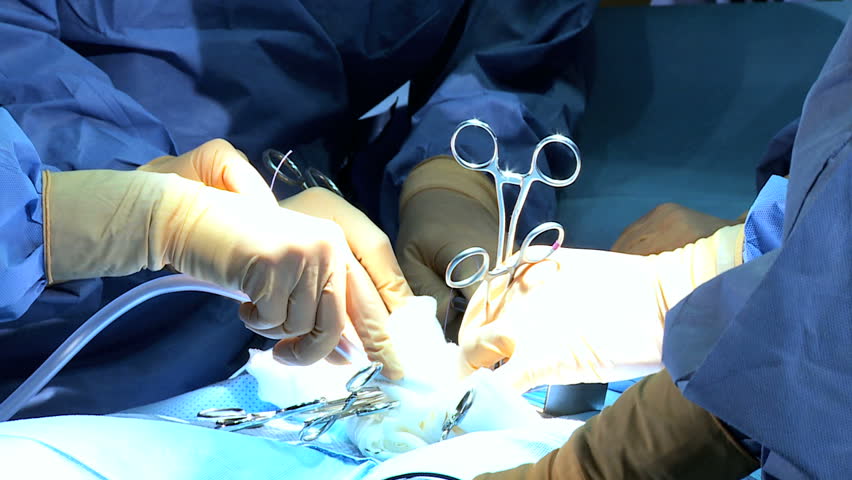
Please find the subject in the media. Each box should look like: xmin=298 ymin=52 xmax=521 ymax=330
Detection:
xmin=197 ymin=362 xmax=399 ymax=441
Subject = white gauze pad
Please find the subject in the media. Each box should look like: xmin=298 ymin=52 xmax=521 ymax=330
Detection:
xmin=246 ymin=296 xmax=541 ymax=460
xmin=346 ymin=297 xmax=542 ymax=460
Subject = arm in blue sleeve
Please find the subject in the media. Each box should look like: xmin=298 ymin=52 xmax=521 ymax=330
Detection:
xmin=661 ymin=16 xmax=852 ymax=472
xmin=0 ymin=2 xmax=177 ymax=321
xmin=381 ymin=0 xmax=596 ymax=239
xmin=0 ymin=109 xmax=56 ymax=321
xmin=0 ymin=2 xmax=174 ymax=173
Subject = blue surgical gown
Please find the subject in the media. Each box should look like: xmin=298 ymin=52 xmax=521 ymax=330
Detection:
xmin=663 ymin=14 xmax=852 ymax=479
xmin=0 ymin=0 xmax=595 ymax=418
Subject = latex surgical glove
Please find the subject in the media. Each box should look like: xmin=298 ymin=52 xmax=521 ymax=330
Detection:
xmin=396 ymin=156 xmax=501 ymax=337
xmin=43 ymin=168 xmax=357 ymax=366
xmin=612 ymin=202 xmax=740 ymax=255
xmin=459 ymin=224 xmax=744 ymax=392
xmin=278 ymin=187 xmax=414 ymax=379
xmin=138 ymin=138 xmax=277 ymax=206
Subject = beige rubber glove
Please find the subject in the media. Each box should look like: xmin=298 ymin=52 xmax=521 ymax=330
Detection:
xmin=396 ymin=156 xmax=501 ymax=335
xmin=612 ymin=202 xmax=741 ymax=255
xmin=137 ymin=138 xmax=276 ymax=206
xmin=44 ymin=163 xmax=364 ymax=367
xmin=459 ymin=224 xmax=744 ymax=393
xmin=278 ymin=187 xmax=414 ymax=379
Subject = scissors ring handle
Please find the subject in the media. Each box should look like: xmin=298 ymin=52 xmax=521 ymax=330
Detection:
xmin=300 ymin=414 xmax=340 ymax=442
xmin=445 ymin=247 xmax=490 ymax=289
xmin=450 ymin=119 xmax=499 ymax=170
xmin=306 ymin=167 xmax=344 ymax=197
xmin=264 ymin=148 xmax=307 ymax=188
xmin=346 ymin=362 xmax=383 ymax=393
xmin=530 ymin=134 xmax=581 ymax=187
xmin=518 ymin=222 xmax=565 ymax=265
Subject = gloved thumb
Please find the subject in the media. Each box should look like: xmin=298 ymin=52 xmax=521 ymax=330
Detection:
xmin=457 ymin=276 xmax=517 ymax=370
xmin=140 ymin=139 xmax=277 ymax=206
xmin=492 ymin=357 xmax=550 ymax=394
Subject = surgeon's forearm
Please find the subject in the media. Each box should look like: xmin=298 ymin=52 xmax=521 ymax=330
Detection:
xmin=44 ymin=170 xmax=166 ymax=283
xmin=475 ymin=370 xmax=759 ymax=480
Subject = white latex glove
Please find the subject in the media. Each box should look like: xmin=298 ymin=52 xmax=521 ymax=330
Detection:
xmin=459 ymin=225 xmax=744 ymax=392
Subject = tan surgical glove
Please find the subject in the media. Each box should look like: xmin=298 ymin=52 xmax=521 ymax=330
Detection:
xmin=612 ymin=202 xmax=742 ymax=255
xmin=278 ymin=187 xmax=414 ymax=380
xmin=137 ymin=138 xmax=277 ymax=206
xmin=44 ymin=159 xmax=363 ymax=366
xmin=459 ymin=224 xmax=745 ymax=392
xmin=396 ymin=156 xmax=501 ymax=335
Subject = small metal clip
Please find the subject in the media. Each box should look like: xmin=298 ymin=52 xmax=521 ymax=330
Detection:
xmin=441 ymin=389 xmax=476 ymax=440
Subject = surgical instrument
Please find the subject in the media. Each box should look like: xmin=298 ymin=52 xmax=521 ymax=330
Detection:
xmin=196 ymin=362 xmax=399 ymax=441
xmin=445 ymin=119 xmax=580 ymax=318
xmin=441 ymin=388 xmax=476 ymax=441
xmin=264 ymin=148 xmax=344 ymax=197
xmin=197 ymin=399 xmax=326 ymax=431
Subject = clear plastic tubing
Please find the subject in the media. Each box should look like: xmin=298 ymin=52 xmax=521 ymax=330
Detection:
xmin=0 ymin=274 xmax=363 ymax=422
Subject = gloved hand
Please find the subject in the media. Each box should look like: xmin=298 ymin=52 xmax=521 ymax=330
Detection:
xmin=612 ymin=202 xmax=740 ymax=255
xmin=459 ymin=224 xmax=744 ymax=392
xmin=396 ymin=156 xmax=501 ymax=338
xmin=473 ymin=369 xmax=760 ymax=480
xmin=43 ymin=148 xmax=368 ymax=367
xmin=137 ymin=138 xmax=277 ymax=206
xmin=278 ymin=187 xmax=413 ymax=379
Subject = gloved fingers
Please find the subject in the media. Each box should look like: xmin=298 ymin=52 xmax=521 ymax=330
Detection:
xmin=188 ymin=139 xmax=276 ymax=205
xmin=344 ymin=259 xmax=404 ymax=380
xmin=237 ymin=302 xmax=279 ymax=332
xmin=139 ymin=139 xmax=276 ymax=205
xmin=463 ymin=325 xmax=518 ymax=373
xmin=396 ymin=187 xmax=498 ymax=301
xmin=492 ymin=347 xmax=594 ymax=393
xmin=491 ymin=360 xmax=545 ymax=394
xmin=458 ymin=271 xmax=513 ymax=331
xmin=325 ymin=321 xmax=366 ymax=365
xmin=458 ymin=255 xmax=561 ymax=371
xmin=281 ymin=270 xmax=325 ymax=337
xmin=279 ymin=188 xmax=414 ymax=313
xmin=397 ymin=245 xmax=454 ymax=324
xmin=242 ymin=316 xmax=289 ymax=340
xmin=324 ymin=347 xmax=349 ymax=365
xmin=273 ymin=272 xmax=347 ymax=366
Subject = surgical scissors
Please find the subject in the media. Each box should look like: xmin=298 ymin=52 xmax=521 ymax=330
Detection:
xmin=197 ymin=362 xmax=398 ymax=440
xmin=263 ymin=148 xmax=344 ymax=197
xmin=445 ymin=119 xmax=580 ymax=317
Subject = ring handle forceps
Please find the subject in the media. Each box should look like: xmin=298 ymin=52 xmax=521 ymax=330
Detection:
xmin=197 ymin=362 xmax=398 ymax=440
xmin=445 ymin=119 xmax=581 ymax=320
xmin=197 ymin=399 xmax=325 ymax=431
xmin=263 ymin=148 xmax=344 ymax=198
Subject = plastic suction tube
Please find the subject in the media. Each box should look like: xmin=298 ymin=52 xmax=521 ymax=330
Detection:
xmin=0 ymin=274 xmax=363 ymax=422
